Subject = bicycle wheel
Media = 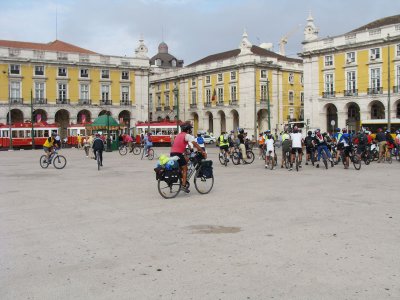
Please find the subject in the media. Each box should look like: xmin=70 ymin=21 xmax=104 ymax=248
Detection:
xmin=40 ymin=155 xmax=49 ymax=169
xmin=323 ymin=157 xmax=328 ymax=169
xmin=274 ymin=153 xmax=278 ymax=166
xmin=218 ymin=153 xmax=225 ymax=165
xmin=261 ymin=150 xmax=266 ymax=160
xmin=194 ymin=167 xmax=214 ymax=194
xmin=119 ymin=145 xmax=127 ymax=156
xmin=224 ymin=154 xmax=228 ymax=167
xmin=295 ymin=155 xmax=299 ymax=172
xmin=245 ymin=150 xmax=255 ymax=164
xmin=158 ymin=177 xmax=182 ymax=199
xmin=53 ymin=155 xmax=67 ymax=169
xmin=268 ymin=156 xmax=273 ymax=170
xmin=133 ymin=145 xmax=141 ymax=155
xmin=372 ymin=150 xmax=379 ymax=161
xmin=232 ymin=152 xmax=240 ymax=165
xmin=148 ymin=149 xmax=154 ymax=160
xmin=284 ymin=154 xmax=290 ymax=169
xmin=387 ymin=154 xmax=392 ymax=164
xmin=353 ymin=156 xmax=361 ymax=170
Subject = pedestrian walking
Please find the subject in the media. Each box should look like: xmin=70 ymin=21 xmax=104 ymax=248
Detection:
xmin=83 ymin=136 xmax=90 ymax=157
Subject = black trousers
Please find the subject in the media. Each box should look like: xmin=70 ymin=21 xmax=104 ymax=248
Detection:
xmin=94 ymin=150 xmax=103 ymax=163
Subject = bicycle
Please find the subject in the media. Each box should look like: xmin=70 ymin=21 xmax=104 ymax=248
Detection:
xmin=40 ymin=149 xmax=67 ymax=169
xmin=231 ymin=146 xmax=255 ymax=165
xmin=349 ymin=146 xmax=361 ymax=170
xmin=141 ymin=146 xmax=154 ymax=160
xmin=265 ymin=150 xmax=274 ymax=170
xmin=293 ymin=150 xmax=301 ymax=172
xmin=261 ymin=146 xmax=278 ymax=166
xmin=119 ymin=143 xmax=141 ymax=155
xmin=157 ymin=152 xmax=214 ymax=199
xmin=95 ymin=150 xmax=102 ymax=170
xmin=218 ymin=148 xmax=230 ymax=167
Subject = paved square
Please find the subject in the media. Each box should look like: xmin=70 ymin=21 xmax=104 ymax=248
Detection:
xmin=0 ymin=147 xmax=399 ymax=299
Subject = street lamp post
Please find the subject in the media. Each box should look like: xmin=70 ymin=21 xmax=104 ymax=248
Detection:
xmin=174 ymin=86 xmax=179 ymax=132
xmin=266 ymin=79 xmax=271 ymax=130
xmin=147 ymin=70 xmax=151 ymax=134
xmin=30 ymin=89 xmax=35 ymax=149
xmin=387 ymin=34 xmax=391 ymax=132
xmin=106 ymin=111 xmax=112 ymax=152
xmin=3 ymin=70 xmax=13 ymax=150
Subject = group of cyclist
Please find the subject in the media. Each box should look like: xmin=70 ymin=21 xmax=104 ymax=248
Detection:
xmin=256 ymin=125 xmax=400 ymax=170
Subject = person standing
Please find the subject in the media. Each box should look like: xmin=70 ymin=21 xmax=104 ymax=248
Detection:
xmin=289 ymin=126 xmax=304 ymax=170
xmin=88 ymin=134 xmax=94 ymax=158
xmin=77 ymin=134 xmax=82 ymax=149
xmin=83 ymin=136 xmax=90 ymax=157
xmin=92 ymin=133 xmax=105 ymax=166
xmin=375 ymin=128 xmax=387 ymax=163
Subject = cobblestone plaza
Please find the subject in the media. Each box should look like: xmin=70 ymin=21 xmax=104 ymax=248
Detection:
xmin=1 ymin=148 xmax=399 ymax=299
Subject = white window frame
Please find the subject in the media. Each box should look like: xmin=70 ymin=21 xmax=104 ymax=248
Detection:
xmin=260 ymin=84 xmax=267 ymax=100
xmin=289 ymin=108 xmax=294 ymax=119
xmin=396 ymin=65 xmax=400 ymax=87
xmin=217 ymin=87 xmax=223 ymax=102
xmin=80 ymin=68 xmax=89 ymax=78
xmin=58 ymin=67 xmax=67 ymax=77
xmin=80 ymin=83 xmax=90 ymax=100
xmin=121 ymin=85 xmax=129 ymax=101
xmin=288 ymin=91 xmax=294 ymax=105
xmin=370 ymin=48 xmax=381 ymax=60
xmin=34 ymin=65 xmax=44 ymax=76
xmin=121 ymin=71 xmax=129 ymax=80
xmin=370 ymin=68 xmax=381 ymax=89
xmin=205 ymin=75 xmax=211 ymax=84
xmin=34 ymin=82 xmax=45 ymax=99
xmin=165 ymin=94 xmax=170 ymax=106
xmin=10 ymin=64 xmax=20 ymax=75
xmin=206 ymin=89 xmax=211 ymax=103
xmin=101 ymin=84 xmax=110 ymax=101
xmin=191 ymin=78 xmax=196 ymax=86
xmin=346 ymin=70 xmax=357 ymax=92
xmin=288 ymin=72 xmax=294 ymax=84
xmin=260 ymin=69 xmax=267 ymax=79
xmin=397 ymin=44 xmax=400 ymax=57
xmin=230 ymin=71 xmax=236 ymax=81
xmin=324 ymin=73 xmax=334 ymax=93
xmin=10 ymin=81 xmax=21 ymax=99
xmin=324 ymin=55 xmax=333 ymax=67
xmin=101 ymin=69 xmax=110 ymax=79
xmin=230 ymin=85 xmax=237 ymax=101
xmin=217 ymin=73 xmax=223 ymax=82
xmin=191 ymin=89 xmax=197 ymax=104
xmin=57 ymin=83 xmax=68 ymax=100
xmin=346 ymin=52 xmax=356 ymax=64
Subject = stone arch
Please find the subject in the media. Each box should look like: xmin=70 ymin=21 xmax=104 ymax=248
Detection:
xmin=118 ymin=110 xmax=131 ymax=134
xmin=190 ymin=112 xmax=199 ymax=135
xmin=323 ymin=103 xmax=338 ymax=133
xmin=165 ymin=115 xmax=170 ymax=121
xmin=368 ymin=100 xmax=385 ymax=119
xmin=217 ymin=110 xmax=226 ymax=134
xmin=6 ymin=109 xmax=24 ymax=124
xmin=55 ymin=109 xmax=70 ymax=138
xmin=257 ymin=109 xmax=269 ymax=133
xmin=99 ymin=110 xmax=110 ymax=117
xmin=157 ymin=116 xmax=162 ymax=122
xmin=33 ymin=109 xmax=48 ymax=123
xmin=344 ymin=102 xmax=360 ymax=131
xmin=205 ymin=111 xmax=214 ymax=134
xmin=77 ymin=109 xmax=91 ymax=124
xmin=230 ymin=109 xmax=239 ymax=132
xmin=393 ymin=99 xmax=400 ymax=118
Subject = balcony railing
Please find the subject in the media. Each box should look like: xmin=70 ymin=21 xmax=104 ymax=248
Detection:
xmin=120 ymin=100 xmax=131 ymax=106
xmin=33 ymin=98 xmax=47 ymax=104
xmin=343 ymin=89 xmax=358 ymax=97
xmin=56 ymin=98 xmax=70 ymax=104
xmin=393 ymin=86 xmax=400 ymax=93
xmin=216 ymin=101 xmax=224 ymax=106
xmin=260 ymin=99 xmax=268 ymax=104
xmin=190 ymin=103 xmax=197 ymax=109
xmin=9 ymin=98 xmax=23 ymax=104
xmin=100 ymin=100 xmax=112 ymax=105
xmin=204 ymin=102 xmax=211 ymax=108
xmin=229 ymin=100 xmax=238 ymax=106
xmin=367 ymin=87 xmax=383 ymax=95
xmin=156 ymin=106 xmax=162 ymax=111
xmin=322 ymin=91 xmax=336 ymax=98
xmin=79 ymin=99 xmax=91 ymax=105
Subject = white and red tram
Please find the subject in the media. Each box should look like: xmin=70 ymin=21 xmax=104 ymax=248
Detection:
xmin=0 ymin=122 xmax=59 ymax=148
xmin=134 ymin=121 xmax=181 ymax=144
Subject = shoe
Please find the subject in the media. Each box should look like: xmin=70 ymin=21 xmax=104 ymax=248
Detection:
xmin=145 ymin=154 xmax=148 ymax=157
xmin=331 ymin=161 xmax=334 ymax=167
xmin=316 ymin=164 xmax=320 ymax=168
xmin=181 ymin=185 xmax=190 ymax=193
xmin=305 ymin=162 xmax=308 ymax=165
xmin=299 ymin=164 xmax=302 ymax=168
xmin=288 ymin=167 xmax=292 ymax=171
xmin=281 ymin=165 xmax=284 ymax=168
xmin=100 ymin=163 xmax=103 ymax=166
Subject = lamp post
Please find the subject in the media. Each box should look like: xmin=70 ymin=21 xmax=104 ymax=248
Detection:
xmin=387 ymin=34 xmax=391 ymax=131
xmin=266 ymin=79 xmax=271 ymax=130
xmin=106 ymin=111 xmax=112 ymax=152
xmin=147 ymin=70 xmax=151 ymax=134
xmin=30 ymin=89 xmax=35 ymax=149
xmin=3 ymin=70 xmax=13 ymax=150
xmin=174 ymin=86 xmax=179 ymax=132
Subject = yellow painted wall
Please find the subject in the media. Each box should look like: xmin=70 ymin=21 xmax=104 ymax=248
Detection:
xmin=20 ymin=65 xmax=32 ymax=102
xmin=357 ymin=49 xmax=369 ymax=93
xmin=110 ymin=70 xmax=120 ymax=104
xmin=0 ymin=64 xmax=8 ymax=102
xmin=334 ymin=53 xmax=345 ymax=94
xmin=318 ymin=56 xmax=324 ymax=96
xmin=68 ymin=67 xmax=78 ymax=103
xmin=90 ymin=69 xmax=100 ymax=104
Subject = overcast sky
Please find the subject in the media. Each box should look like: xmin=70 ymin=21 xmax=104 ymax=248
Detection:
xmin=0 ymin=0 xmax=399 ymax=64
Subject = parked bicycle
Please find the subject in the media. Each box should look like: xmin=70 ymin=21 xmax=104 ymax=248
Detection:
xmin=40 ymin=149 xmax=67 ymax=169
xmin=119 ymin=143 xmax=142 ymax=155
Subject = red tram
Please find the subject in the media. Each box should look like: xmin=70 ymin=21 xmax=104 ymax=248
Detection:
xmin=0 ymin=122 xmax=59 ymax=148
xmin=134 ymin=121 xmax=181 ymax=144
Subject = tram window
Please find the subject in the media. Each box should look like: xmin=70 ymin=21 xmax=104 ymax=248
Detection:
xmin=37 ymin=130 xmax=43 ymax=137
xmin=71 ymin=129 xmax=77 ymax=136
xmin=44 ymin=130 xmax=49 ymax=137
xmin=26 ymin=131 xmax=31 ymax=137
xmin=3 ymin=131 xmax=8 ymax=137
xmin=12 ymin=131 xmax=18 ymax=138
xmin=18 ymin=130 xmax=25 ymax=138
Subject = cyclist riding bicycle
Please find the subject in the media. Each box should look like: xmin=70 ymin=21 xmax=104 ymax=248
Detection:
xmin=333 ymin=128 xmax=343 ymax=164
xmin=170 ymin=123 xmax=206 ymax=193
xmin=290 ymin=126 xmax=304 ymax=170
xmin=93 ymin=133 xmax=105 ymax=166
xmin=264 ymin=133 xmax=275 ymax=169
xmin=143 ymin=133 xmax=153 ymax=157
xmin=43 ymin=132 xmax=58 ymax=162
xmin=338 ymin=128 xmax=352 ymax=169
xmin=304 ymin=130 xmax=314 ymax=165
xmin=281 ymin=131 xmax=291 ymax=168
xmin=315 ymin=129 xmax=334 ymax=168
xmin=237 ymin=128 xmax=246 ymax=161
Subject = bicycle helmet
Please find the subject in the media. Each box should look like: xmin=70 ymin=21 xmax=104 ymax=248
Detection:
xmin=336 ymin=128 xmax=341 ymax=132
xmin=55 ymin=136 xmax=61 ymax=141
xmin=238 ymin=128 xmax=244 ymax=134
xmin=180 ymin=122 xmax=193 ymax=133
xmin=51 ymin=132 xmax=57 ymax=137
xmin=385 ymin=129 xmax=390 ymax=133
xmin=342 ymin=128 xmax=347 ymax=133
xmin=396 ymin=130 xmax=399 ymax=134
xmin=307 ymin=130 xmax=312 ymax=136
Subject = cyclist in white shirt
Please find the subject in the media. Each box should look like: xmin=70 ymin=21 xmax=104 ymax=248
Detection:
xmin=290 ymin=126 xmax=304 ymax=170
xmin=264 ymin=134 xmax=275 ymax=169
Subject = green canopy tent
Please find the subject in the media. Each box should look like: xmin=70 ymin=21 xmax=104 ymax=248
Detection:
xmin=86 ymin=115 xmax=122 ymax=151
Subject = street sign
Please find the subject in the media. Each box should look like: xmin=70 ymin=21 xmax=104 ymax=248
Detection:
xmin=330 ymin=120 xmax=336 ymax=126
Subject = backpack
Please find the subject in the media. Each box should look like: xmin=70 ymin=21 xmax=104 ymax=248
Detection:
xmin=197 ymin=136 xmax=204 ymax=145
xmin=358 ymin=134 xmax=367 ymax=145
xmin=305 ymin=137 xmax=313 ymax=148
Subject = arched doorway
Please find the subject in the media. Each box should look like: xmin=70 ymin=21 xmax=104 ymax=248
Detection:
xmin=205 ymin=111 xmax=213 ymax=134
xmin=118 ymin=110 xmax=131 ymax=134
xmin=165 ymin=115 xmax=170 ymax=121
xmin=257 ymin=109 xmax=269 ymax=133
xmin=99 ymin=110 xmax=110 ymax=117
xmin=157 ymin=116 xmax=162 ymax=122
xmin=190 ymin=112 xmax=199 ymax=135
xmin=55 ymin=109 xmax=70 ymax=138
xmin=394 ymin=100 xmax=400 ymax=118
xmin=230 ymin=109 xmax=239 ymax=132
xmin=33 ymin=109 xmax=47 ymax=123
xmin=325 ymin=104 xmax=338 ymax=132
xmin=7 ymin=109 xmax=24 ymax=124
xmin=77 ymin=110 xmax=91 ymax=124
xmin=218 ymin=110 xmax=226 ymax=133
xmin=346 ymin=102 xmax=360 ymax=132
xmin=370 ymin=100 xmax=385 ymax=119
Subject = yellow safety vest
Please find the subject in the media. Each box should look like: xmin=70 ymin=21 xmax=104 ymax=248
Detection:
xmin=219 ymin=135 xmax=228 ymax=147
xmin=43 ymin=137 xmax=54 ymax=148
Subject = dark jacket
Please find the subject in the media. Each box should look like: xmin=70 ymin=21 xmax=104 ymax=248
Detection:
xmin=92 ymin=138 xmax=105 ymax=151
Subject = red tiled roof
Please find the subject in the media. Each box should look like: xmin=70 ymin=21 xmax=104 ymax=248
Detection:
xmin=0 ymin=39 xmax=98 ymax=54
xmin=187 ymin=45 xmax=301 ymax=67
xmin=348 ymin=14 xmax=400 ymax=33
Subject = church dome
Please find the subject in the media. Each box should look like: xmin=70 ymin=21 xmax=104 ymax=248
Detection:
xmin=158 ymin=42 xmax=169 ymax=54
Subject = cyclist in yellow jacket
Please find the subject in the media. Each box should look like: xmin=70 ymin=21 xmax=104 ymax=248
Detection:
xmin=43 ymin=132 xmax=58 ymax=162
